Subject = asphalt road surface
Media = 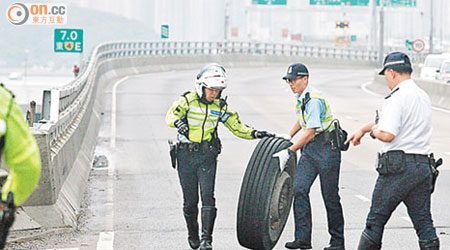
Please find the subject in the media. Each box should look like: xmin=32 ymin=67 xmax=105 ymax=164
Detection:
xmin=28 ymin=65 xmax=450 ymax=250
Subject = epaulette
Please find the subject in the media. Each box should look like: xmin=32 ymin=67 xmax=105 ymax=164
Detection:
xmin=385 ymin=87 xmax=399 ymax=99
xmin=181 ymin=91 xmax=191 ymax=105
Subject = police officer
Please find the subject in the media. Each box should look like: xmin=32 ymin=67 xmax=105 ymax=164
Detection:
xmin=273 ymin=63 xmax=345 ymax=250
xmin=346 ymin=52 xmax=439 ymax=250
xmin=166 ymin=63 xmax=272 ymax=250
xmin=0 ymin=83 xmax=41 ymax=206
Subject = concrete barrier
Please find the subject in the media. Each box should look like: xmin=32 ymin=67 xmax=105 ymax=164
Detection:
xmin=367 ymin=71 xmax=450 ymax=110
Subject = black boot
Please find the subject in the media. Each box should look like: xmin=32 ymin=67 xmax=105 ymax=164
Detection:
xmin=419 ymin=238 xmax=439 ymax=250
xmin=357 ymin=232 xmax=381 ymax=250
xmin=285 ymin=239 xmax=312 ymax=249
xmin=183 ymin=207 xmax=200 ymax=249
xmin=324 ymin=244 xmax=345 ymax=250
xmin=199 ymin=206 xmax=217 ymax=250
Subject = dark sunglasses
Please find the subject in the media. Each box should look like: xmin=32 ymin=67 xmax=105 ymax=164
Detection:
xmin=285 ymin=76 xmax=305 ymax=84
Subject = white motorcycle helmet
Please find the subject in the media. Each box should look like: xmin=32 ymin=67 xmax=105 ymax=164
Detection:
xmin=195 ymin=63 xmax=228 ymax=102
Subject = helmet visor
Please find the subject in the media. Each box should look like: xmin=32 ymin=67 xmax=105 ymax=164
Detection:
xmin=207 ymin=86 xmax=225 ymax=91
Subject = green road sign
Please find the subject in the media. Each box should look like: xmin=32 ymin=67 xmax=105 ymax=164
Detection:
xmin=161 ymin=25 xmax=169 ymax=39
xmin=54 ymin=29 xmax=83 ymax=53
xmin=252 ymin=0 xmax=287 ymax=5
xmin=310 ymin=0 xmax=368 ymax=5
xmin=310 ymin=0 xmax=416 ymax=7
xmin=381 ymin=0 xmax=416 ymax=7
xmin=405 ymin=39 xmax=413 ymax=51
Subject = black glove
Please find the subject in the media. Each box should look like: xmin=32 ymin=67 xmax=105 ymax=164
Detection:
xmin=252 ymin=130 xmax=274 ymax=139
xmin=174 ymin=119 xmax=189 ymax=136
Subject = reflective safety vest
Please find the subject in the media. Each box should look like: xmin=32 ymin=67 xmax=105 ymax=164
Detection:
xmin=0 ymin=93 xmax=12 ymax=157
xmin=295 ymin=90 xmax=334 ymax=134
xmin=0 ymin=83 xmax=14 ymax=159
xmin=166 ymin=91 xmax=254 ymax=143
xmin=0 ymin=83 xmax=41 ymax=206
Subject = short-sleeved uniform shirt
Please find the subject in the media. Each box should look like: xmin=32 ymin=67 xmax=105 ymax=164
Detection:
xmin=378 ymin=79 xmax=432 ymax=154
xmin=296 ymin=85 xmax=327 ymax=131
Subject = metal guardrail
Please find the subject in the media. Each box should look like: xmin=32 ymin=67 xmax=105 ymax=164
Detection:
xmin=94 ymin=41 xmax=426 ymax=62
xmin=95 ymin=41 xmax=380 ymax=60
xmin=37 ymin=41 xmax=427 ymax=154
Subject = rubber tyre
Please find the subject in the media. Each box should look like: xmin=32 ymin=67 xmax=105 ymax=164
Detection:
xmin=237 ymin=137 xmax=297 ymax=250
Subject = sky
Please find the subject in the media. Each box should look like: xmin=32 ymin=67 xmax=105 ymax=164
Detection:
xmin=73 ymin=0 xmax=449 ymax=48
xmin=1 ymin=0 xmax=449 ymax=71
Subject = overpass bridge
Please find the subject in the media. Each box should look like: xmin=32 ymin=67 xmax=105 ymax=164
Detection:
xmin=5 ymin=41 xmax=450 ymax=249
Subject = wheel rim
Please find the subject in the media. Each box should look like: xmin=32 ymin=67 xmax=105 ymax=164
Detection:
xmin=269 ymin=171 xmax=292 ymax=241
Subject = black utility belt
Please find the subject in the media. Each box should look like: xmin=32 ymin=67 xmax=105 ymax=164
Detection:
xmin=179 ymin=142 xmax=206 ymax=152
xmin=376 ymin=150 xmax=430 ymax=175
xmin=312 ymin=130 xmax=331 ymax=141
xmin=311 ymin=127 xmax=349 ymax=151
xmin=178 ymin=141 xmax=218 ymax=152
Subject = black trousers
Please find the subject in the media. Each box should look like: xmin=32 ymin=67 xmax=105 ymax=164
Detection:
xmin=293 ymin=134 xmax=344 ymax=245
xmin=177 ymin=146 xmax=218 ymax=209
xmin=363 ymin=160 xmax=437 ymax=244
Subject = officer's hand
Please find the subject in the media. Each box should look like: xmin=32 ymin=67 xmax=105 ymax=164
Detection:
xmin=275 ymin=133 xmax=291 ymax=140
xmin=345 ymin=129 xmax=365 ymax=146
xmin=272 ymin=149 xmax=294 ymax=171
xmin=252 ymin=130 xmax=274 ymax=139
xmin=174 ymin=119 xmax=189 ymax=136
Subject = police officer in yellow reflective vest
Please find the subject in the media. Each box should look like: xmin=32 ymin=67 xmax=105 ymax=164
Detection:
xmin=166 ymin=64 xmax=272 ymax=250
xmin=0 ymin=84 xmax=41 ymax=207
xmin=273 ymin=63 xmax=345 ymax=250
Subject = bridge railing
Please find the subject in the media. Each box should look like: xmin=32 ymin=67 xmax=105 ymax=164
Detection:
xmin=37 ymin=40 xmax=426 ymax=159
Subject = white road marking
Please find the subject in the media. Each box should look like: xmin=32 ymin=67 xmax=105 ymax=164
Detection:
xmin=111 ymin=76 xmax=129 ymax=149
xmin=432 ymin=106 xmax=450 ymax=114
xmin=361 ymin=81 xmax=385 ymax=98
xmin=361 ymin=81 xmax=450 ymax=114
xmin=96 ymin=232 xmax=114 ymax=250
xmin=97 ymin=76 xmax=131 ymax=250
xmin=46 ymin=248 xmax=79 ymax=250
xmin=355 ymin=194 xmax=371 ymax=202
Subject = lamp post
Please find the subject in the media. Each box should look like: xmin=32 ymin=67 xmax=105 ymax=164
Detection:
xmin=378 ymin=0 xmax=384 ymax=66
xmin=429 ymin=0 xmax=434 ymax=53
xmin=369 ymin=0 xmax=377 ymax=50
xmin=24 ymin=49 xmax=29 ymax=85
xmin=224 ymin=0 xmax=230 ymax=41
